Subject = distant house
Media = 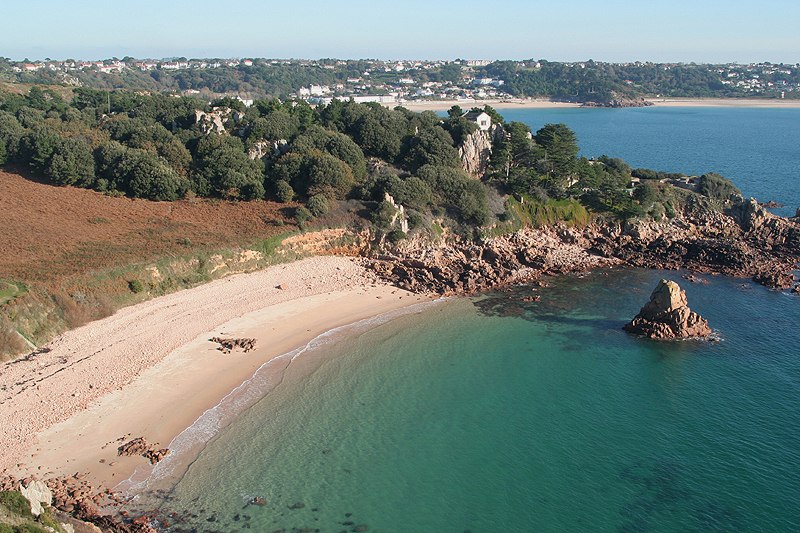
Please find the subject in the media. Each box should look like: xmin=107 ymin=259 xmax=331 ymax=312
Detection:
xmin=463 ymin=110 xmax=492 ymax=131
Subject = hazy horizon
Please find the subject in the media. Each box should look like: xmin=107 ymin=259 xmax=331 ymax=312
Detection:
xmin=5 ymin=55 xmax=800 ymax=66
xmin=2 ymin=0 xmax=798 ymax=66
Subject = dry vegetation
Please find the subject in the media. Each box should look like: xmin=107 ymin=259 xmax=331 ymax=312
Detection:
xmin=0 ymin=166 xmax=301 ymax=359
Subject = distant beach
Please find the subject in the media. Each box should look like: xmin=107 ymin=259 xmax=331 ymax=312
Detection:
xmin=644 ymin=97 xmax=800 ymax=108
xmin=0 ymin=256 xmax=430 ymax=493
xmin=392 ymin=97 xmax=800 ymax=112
xmin=393 ymin=99 xmax=582 ymax=112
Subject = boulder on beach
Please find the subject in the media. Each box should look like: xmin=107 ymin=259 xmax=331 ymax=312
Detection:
xmin=624 ymin=279 xmax=711 ymax=339
xmin=20 ymin=479 xmax=52 ymax=516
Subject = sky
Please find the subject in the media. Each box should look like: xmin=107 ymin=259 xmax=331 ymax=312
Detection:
xmin=3 ymin=0 xmax=799 ymax=64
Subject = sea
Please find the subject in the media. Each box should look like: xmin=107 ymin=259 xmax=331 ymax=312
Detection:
xmin=127 ymin=107 xmax=800 ymax=533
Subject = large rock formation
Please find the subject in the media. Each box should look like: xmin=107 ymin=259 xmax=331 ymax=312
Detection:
xmin=623 ymin=279 xmax=711 ymax=339
xmin=458 ymin=129 xmax=493 ymax=177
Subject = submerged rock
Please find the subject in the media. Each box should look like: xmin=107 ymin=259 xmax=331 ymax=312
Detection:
xmin=624 ymin=279 xmax=711 ymax=339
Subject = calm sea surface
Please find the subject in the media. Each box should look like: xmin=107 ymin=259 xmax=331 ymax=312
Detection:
xmin=131 ymin=108 xmax=800 ymax=533
xmin=499 ymin=106 xmax=800 ymax=218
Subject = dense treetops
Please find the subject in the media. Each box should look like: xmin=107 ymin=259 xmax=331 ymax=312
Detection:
xmin=0 ymin=87 xmax=493 ymax=224
xmin=0 ymin=85 xmax=743 ymax=237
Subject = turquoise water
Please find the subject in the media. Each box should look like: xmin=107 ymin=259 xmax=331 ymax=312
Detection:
xmin=133 ymin=108 xmax=800 ymax=532
xmin=147 ymin=270 xmax=800 ymax=533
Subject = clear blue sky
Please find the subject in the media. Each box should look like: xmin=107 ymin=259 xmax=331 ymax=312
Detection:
xmin=3 ymin=0 xmax=799 ymax=64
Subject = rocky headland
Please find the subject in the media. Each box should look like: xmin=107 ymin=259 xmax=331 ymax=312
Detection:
xmin=368 ymin=196 xmax=800 ymax=295
xmin=580 ymin=96 xmax=654 ymax=108
xmin=623 ymin=279 xmax=712 ymax=339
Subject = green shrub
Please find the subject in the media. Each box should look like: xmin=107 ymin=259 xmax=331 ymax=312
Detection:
xmin=388 ymin=229 xmax=407 ymax=242
xmin=274 ymin=180 xmax=294 ymax=203
xmin=295 ymin=206 xmax=313 ymax=224
xmin=407 ymin=212 xmax=424 ymax=230
xmin=128 ymin=279 xmax=144 ymax=293
xmin=664 ymin=201 xmax=677 ymax=219
xmin=15 ymin=524 xmax=52 ymax=533
xmin=699 ymin=172 xmax=741 ymax=202
xmin=307 ymin=194 xmax=329 ymax=217
xmin=371 ymin=200 xmax=396 ymax=228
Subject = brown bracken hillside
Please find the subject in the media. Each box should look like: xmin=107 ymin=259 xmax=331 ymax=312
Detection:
xmin=0 ymin=166 xmax=295 ymax=287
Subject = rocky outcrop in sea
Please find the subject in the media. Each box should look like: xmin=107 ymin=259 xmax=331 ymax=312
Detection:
xmin=623 ymin=279 xmax=712 ymax=339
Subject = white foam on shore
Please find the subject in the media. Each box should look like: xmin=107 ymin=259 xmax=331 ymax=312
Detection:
xmin=114 ymin=297 xmax=447 ymax=498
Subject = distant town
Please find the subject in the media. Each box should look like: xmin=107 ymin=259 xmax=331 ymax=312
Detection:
xmin=2 ymin=57 xmax=799 ymax=106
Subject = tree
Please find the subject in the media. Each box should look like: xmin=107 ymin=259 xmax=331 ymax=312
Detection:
xmin=633 ymin=181 xmax=658 ymax=210
xmin=699 ymin=172 xmax=741 ymax=202
xmin=304 ymin=151 xmax=354 ymax=199
xmin=0 ymin=113 xmax=24 ymax=163
xmin=16 ymin=106 xmax=45 ymax=128
xmin=403 ymin=126 xmax=460 ymax=172
xmin=272 ymin=150 xmax=355 ymax=200
xmin=194 ymin=134 xmax=265 ymax=199
xmin=441 ymin=116 xmax=479 ymax=145
xmin=447 ymin=105 xmax=463 ymax=118
xmin=127 ymin=153 xmax=189 ymax=201
xmin=19 ymin=125 xmax=62 ymax=171
xmin=307 ymin=194 xmax=329 ymax=216
xmin=534 ymin=123 xmax=579 ymax=179
xmin=27 ymin=86 xmax=48 ymax=110
xmin=415 ymin=164 xmax=490 ymax=225
xmin=248 ymin=111 xmax=300 ymax=141
xmin=46 ymin=138 xmax=95 ymax=186
xmin=397 ymin=176 xmax=433 ymax=210
xmin=290 ymin=125 xmax=366 ymax=180
xmin=438 ymin=63 xmax=462 ymax=84
xmin=274 ymin=180 xmax=295 ymax=203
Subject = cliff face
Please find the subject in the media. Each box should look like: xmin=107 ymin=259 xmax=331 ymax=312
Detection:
xmin=458 ymin=129 xmax=493 ymax=178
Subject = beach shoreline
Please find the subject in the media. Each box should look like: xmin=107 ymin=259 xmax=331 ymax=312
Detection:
xmin=0 ymin=256 xmax=430 ymax=504
xmin=390 ymin=97 xmax=800 ymax=112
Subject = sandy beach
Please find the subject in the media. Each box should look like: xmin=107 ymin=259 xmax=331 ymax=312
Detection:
xmin=644 ymin=97 xmax=800 ymax=107
xmin=393 ymin=99 xmax=582 ymax=112
xmin=392 ymin=97 xmax=800 ymax=112
xmin=0 ymin=256 xmax=429 ymax=496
